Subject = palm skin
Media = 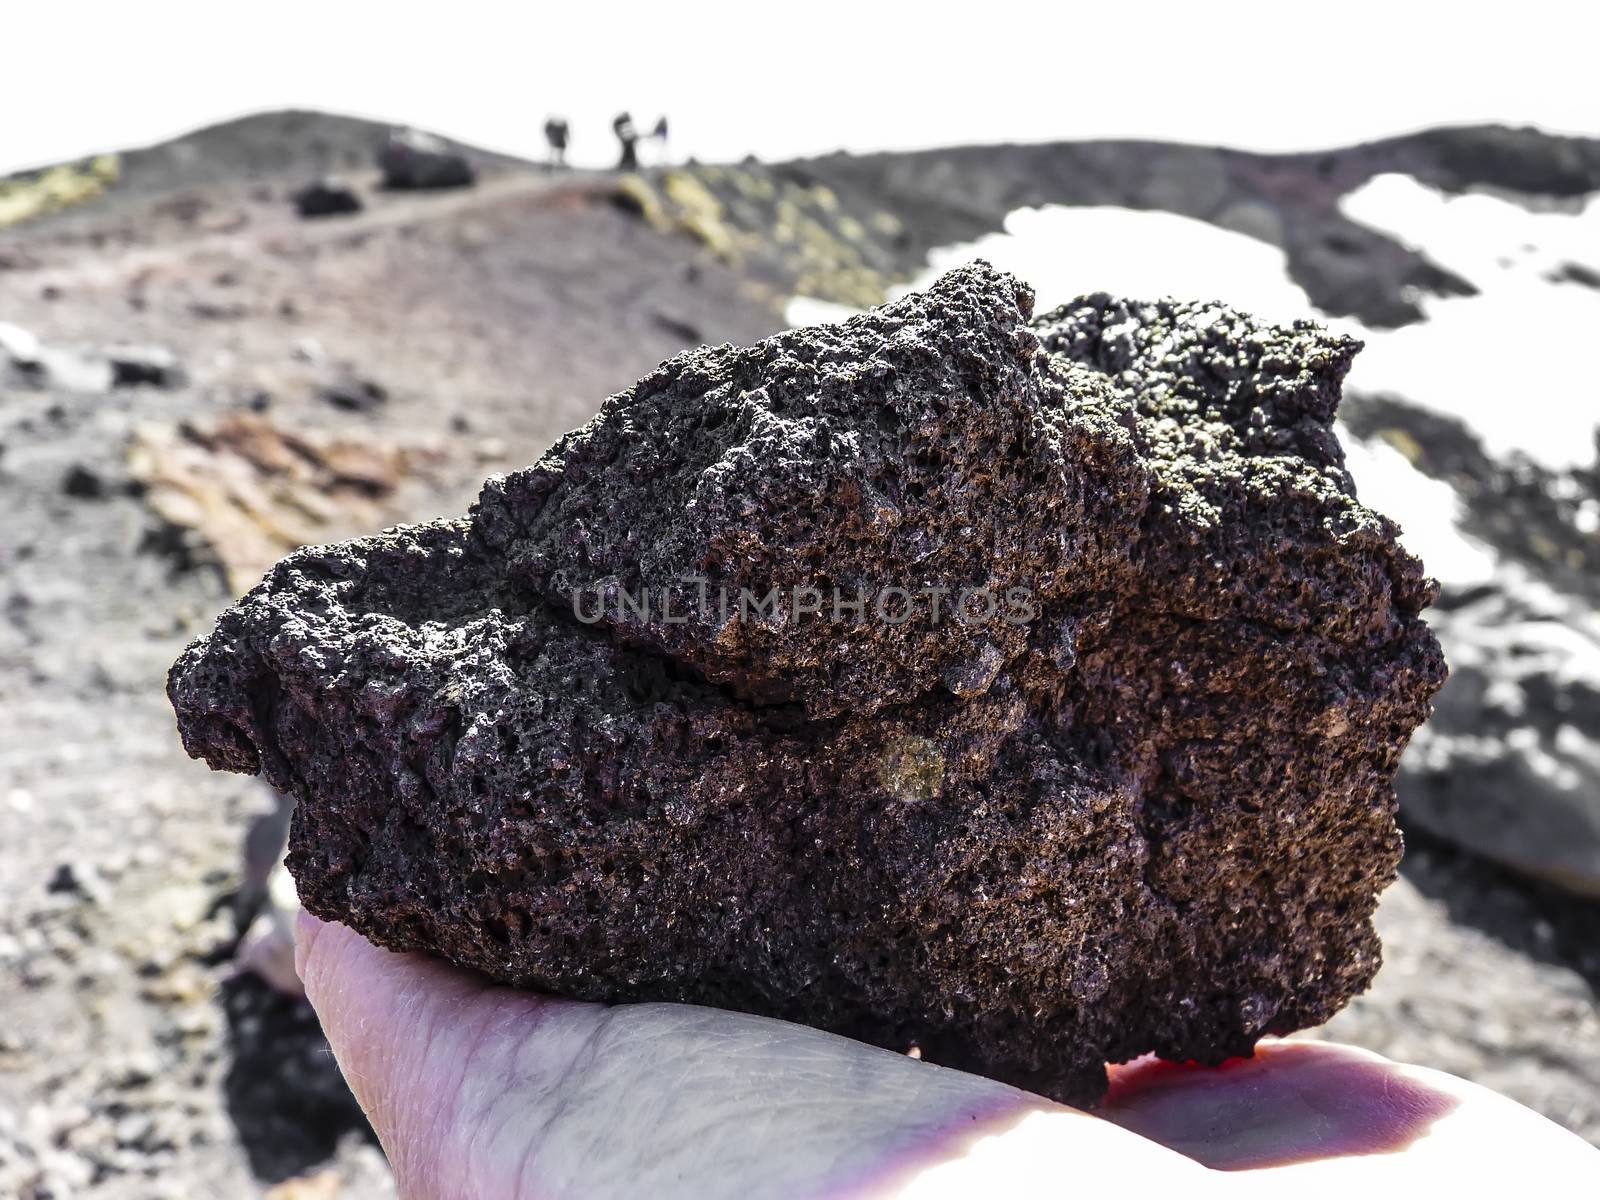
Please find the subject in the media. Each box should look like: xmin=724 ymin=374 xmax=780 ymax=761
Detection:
xmin=296 ymin=912 xmax=1597 ymax=1198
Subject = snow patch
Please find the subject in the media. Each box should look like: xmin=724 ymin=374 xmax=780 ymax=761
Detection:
xmin=785 ymin=295 xmax=867 ymax=328
xmin=784 ymin=184 xmax=1599 ymax=582
xmin=1338 ymin=430 xmax=1498 ymax=589
xmin=1339 ymin=174 xmax=1600 ymax=470
xmin=905 ymin=204 xmax=1320 ymax=326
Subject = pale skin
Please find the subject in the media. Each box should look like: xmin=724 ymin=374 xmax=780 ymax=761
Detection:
xmin=297 ymin=911 xmax=1599 ymax=1199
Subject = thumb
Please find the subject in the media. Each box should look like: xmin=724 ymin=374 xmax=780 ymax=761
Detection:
xmin=294 ymin=909 xmax=457 ymax=1185
xmin=293 ymin=910 xmax=583 ymax=1195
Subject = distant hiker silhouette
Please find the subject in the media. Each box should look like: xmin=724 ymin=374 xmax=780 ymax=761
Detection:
xmin=543 ymin=117 xmax=569 ymax=169
xmin=613 ymin=112 xmax=639 ymax=171
xmin=651 ymin=115 xmax=669 ymax=163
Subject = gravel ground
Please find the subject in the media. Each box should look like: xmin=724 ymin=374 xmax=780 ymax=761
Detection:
xmin=0 ymin=139 xmax=778 ymax=1197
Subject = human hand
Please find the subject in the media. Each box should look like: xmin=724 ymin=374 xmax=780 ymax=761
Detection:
xmin=296 ymin=912 xmax=1597 ymax=1198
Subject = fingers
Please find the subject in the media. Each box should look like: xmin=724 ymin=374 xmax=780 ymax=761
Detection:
xmin=294 ymin=910 xmax=554 ymax=1193
xmin=295 ymin=910 xmax=443 ymax=1182
xmin=1102 ymin=1039 xmax=1600 ymax=1189
xmin=1101 ymin=1040 xmax=1457 ymax=1170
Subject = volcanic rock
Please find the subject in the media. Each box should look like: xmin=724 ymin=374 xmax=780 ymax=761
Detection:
xmin=0 ymin=329 xmax=183 ymax=393
xmin=1341 ymin=394 xmax=1600 ymax=896
xmin=1404 ymin=594 xmax=1600 ymax=897
xmin=168 ymin=263 xmax=1445 ymax=1104
xmin=315 ymin=364 xmax=387 ymax=412
xmin=376 ymin=129 xmax=475 ymax=191
xmin=61 ymin=463 xmax=108 ymax=500
xmin=128 ymin=413 xmax=442 ymax=594
xmin=1550 ymin=261 xmax=1600 ymax=290
xmin=107 ymin=343 xmax=186 ymax=389
xmin=293 ymin=177 xmax=364 ymax=219
xmin=6 ymin=343 xmax=113 ymax=393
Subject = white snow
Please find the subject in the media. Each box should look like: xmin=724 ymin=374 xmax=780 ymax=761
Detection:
xmin=1338 ymin=174 xmax=1600 ymax=471
xmin=785 ymin=175 xmax=1600 ymax=583
xmin=859 ymin=177 xmax=1600 ymax=473
xmin=785 ymin=296 xmax=869 ymax=329
xmin=0 ymin=320 xmax=41 ymax=363
xmin=907 ymin=205 xmax=1321 ymax=327
xmin=1337 ymin=432 xmax=1498 ymax=589
xmin=788 ymin=204 xmax=1322 ymax=329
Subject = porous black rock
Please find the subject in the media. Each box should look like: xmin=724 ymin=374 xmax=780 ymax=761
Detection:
xmin=293 ymin=176 xmax=364 ymax=219
xmin=376 ymin=129 xmax=475 ymax=191
xmin=168 ymin=263 xmax=1445 ymax=1104
xmin=486 ymin=265 xmax=1135 ymax=717
xmin=106 ymin=343 xmax=186 ymax=389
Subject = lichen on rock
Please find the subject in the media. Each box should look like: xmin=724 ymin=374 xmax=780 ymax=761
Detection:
xmin=169 ymin=262 xmax=1445 ymax=1104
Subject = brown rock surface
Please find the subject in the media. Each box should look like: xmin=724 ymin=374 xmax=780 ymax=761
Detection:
xmin=128 ymin=413 xmax=446 ymax=594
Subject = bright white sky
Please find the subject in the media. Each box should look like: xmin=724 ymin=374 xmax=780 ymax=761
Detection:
xmin=3 ymin=1 xmax=1595 ymax=174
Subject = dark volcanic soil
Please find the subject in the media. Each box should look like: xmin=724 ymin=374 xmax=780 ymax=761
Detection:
xmin=3 ymin=112 xmax=1598 ymax=1197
